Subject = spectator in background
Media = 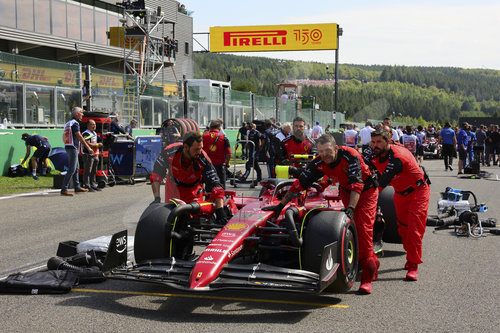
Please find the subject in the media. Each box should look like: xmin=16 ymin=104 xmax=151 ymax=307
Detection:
xmin=60 ymin=107 xmax=93 ymax=196
xmin=456 ymin=122 xmax=469 ymax=175
xmin=281 ymin=91 xmax=288 ymax=100
xmin=415 ymin=125 xmax=426 ymax=165
xmin=305 ymin=124 xmax=312 ymax=138
xmin=401 ymin=125 xmax=418 ymax=159
xmin=438 ymin=121 xmax=460 ymax=171
xmin=491 ymin=125 xmax=500 ymax=166
xmin=359 ymin=121 xmax=375 ymax=156
xmin=238 ymin=123 xmax=264 ymax=183
xmin=161 ymin=119 xmax=181 ymax=147
xmin=236 ymin=122 xmax=248 ymax=159
xmin=311 ymin=121 xmax=323 ymax=140
xmin=110 ymin=113 xmax=134 ymax=140
xmin=263 ymin=120 xmax=278 ymax=178
xmin=485 ymin=124 xmax=497 ymax=166
xmin=383 ymin=118 xmax=399 ymax=142
xmin=125 ymin=119 xmax=138 ymax=138
xmin=343 ymin=124 xmax=359 ymax=150
xmin=21 ymin=133 xmax=51 ymax=180
xmin=325 ymin=124 xmax=331 ymax=133
xmin=81 ymin=120 xmax=102 ymax=192
xmin=275 ymin=122 xmax=292 ymax=141
xmin=475 ymin=125 xmax=486 ymax=166
xmin=465 ymin=124 xmax=476 ymax=168
xmin=202 ymin=120 xmax=231 ymax=189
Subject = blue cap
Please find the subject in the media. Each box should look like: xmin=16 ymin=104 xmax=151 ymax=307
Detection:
xmin=316 ymin=121 xmax=320 ymax=124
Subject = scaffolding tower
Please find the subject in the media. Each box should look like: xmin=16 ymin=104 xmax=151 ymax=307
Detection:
xmin=120 ymin=4 xmax=175 ymax=89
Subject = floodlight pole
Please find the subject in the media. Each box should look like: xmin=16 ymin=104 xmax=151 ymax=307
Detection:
xmin=334 ymin=26 xmax=342 ymax=118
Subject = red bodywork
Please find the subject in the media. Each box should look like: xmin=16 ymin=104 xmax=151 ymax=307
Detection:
xmin=188 ymin=185 xmax=343 ymax=290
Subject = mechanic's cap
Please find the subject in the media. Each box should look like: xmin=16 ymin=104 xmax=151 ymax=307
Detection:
xmin=316 ymin=121 xmax=320 ymax=124
xmin=21 ymin=133 xmax=29 ymax=140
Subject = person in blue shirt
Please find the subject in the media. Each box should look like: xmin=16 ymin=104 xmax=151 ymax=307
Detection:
xmin=438 ymin=122 xmax=457 ymax=171
xmin=465 ymin=125 xmax=476 ymax=168
xmin=456 ymin=122 xmax=469 ymax=175
xmin=21 ymin=133 xmax=51 ymax=180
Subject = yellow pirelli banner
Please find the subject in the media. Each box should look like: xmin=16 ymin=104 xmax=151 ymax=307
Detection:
xmin=210 ymin=23 xmax=338 ymax=52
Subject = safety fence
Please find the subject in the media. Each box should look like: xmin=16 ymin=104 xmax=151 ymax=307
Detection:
xmin=0 ymin=51 xmax=336 ymax=130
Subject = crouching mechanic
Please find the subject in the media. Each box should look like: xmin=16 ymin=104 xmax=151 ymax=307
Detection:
xmin=150 ymin=131 xmax=228 ymax=224
xmin=366 ymin=129 xmax=430 ymax=281
xmin=263 ymin=134 xmax=380 ymax=294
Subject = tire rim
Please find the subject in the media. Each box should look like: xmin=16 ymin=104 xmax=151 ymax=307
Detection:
xmin=344 ymin=228 xmax=357 ymax=274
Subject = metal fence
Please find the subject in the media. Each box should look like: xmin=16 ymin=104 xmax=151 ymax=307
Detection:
xmin=0 ymin=51 xmax=337 ymax=130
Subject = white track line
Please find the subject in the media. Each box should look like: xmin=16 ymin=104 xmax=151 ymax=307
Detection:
xmin=0 ymin=189 xmax=60 ymax=200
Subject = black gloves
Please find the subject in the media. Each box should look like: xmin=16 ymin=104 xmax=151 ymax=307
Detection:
xmin=151 ymin=196 xmax=161 ymax=205
xmin=342 ymin=206 xmax=355 ymax=220
xmin=262 ymin=202 xmax=285 ymax=217
xmin=214 ymin=207 xmax=229 ymax=225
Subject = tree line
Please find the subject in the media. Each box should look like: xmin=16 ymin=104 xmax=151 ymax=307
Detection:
xmin=193 ymin=53 xmax=500 ymax=123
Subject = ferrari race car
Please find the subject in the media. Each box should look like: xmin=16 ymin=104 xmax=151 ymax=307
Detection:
xmin=105 ymin=178 xmax=396 ymax=294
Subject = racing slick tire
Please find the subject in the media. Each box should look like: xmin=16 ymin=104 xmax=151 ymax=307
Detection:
xmin=378 ymin=186 xmax=402 ymax=243
xmin=134 ymin=203 xmax=176 ymax=263
xmin=302 ymin=211 xmax=358 ymax=292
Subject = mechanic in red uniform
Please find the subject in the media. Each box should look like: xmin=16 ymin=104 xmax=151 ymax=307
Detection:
xmin=202 ymin=119 xmax=231 ymax=189
xmin=277 ymin=116 xmax=316 ymax=165
xmin=150 ymin=131 xmax=228 ymax=224
xmin=366 ymin=129 xmax=430 ymax=281
xmin=265 ymin=134 xmax=380 ymax=294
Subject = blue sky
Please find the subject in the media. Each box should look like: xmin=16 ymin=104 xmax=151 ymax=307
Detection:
xmin=188 ymin=0 xmax=500 ymax=69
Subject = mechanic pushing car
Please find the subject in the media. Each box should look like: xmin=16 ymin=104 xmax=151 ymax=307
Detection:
xmin=150 ymin=131 xmax=228 ymax=224
xmin=277 ymin=116 xmax=316 ymax=164
xmin=366 ymin=129 xmax=430 ymax=282
xmin=264 ymin=134 xmax=380 ymax=294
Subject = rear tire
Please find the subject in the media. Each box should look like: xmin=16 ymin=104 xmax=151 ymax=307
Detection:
xmin=378 ymin=186 xmax=401 ymax=243
xmin=134 ymin=203 xmax=175 ymax=263
xmin=302 ymin=211 xmax=358 ymax=292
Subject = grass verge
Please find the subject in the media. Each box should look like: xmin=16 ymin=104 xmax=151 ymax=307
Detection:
xmin=0 ymin=172 xmax=58 ymax=196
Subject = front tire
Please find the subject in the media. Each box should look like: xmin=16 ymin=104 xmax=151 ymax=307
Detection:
xmin=134 ymin=203 xmax=175 ymax=263
xmin=302 ymin=211 xmax=358 ymax=292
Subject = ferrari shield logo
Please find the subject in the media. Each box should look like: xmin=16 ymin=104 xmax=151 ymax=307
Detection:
xmin=210 ymin=145 xmax=217 ymax=152
xmin=304 ymin=145 xmax=310 ymax=151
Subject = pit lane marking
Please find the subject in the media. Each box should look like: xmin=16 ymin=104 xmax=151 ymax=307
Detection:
xmin=72 ymin=288 xmax=348 ymax=309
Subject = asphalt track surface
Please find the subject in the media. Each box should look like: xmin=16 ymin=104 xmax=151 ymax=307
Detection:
xmin=0 ymin=159 xmax=499 ymax=332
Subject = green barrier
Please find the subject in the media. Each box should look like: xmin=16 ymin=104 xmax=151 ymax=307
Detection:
xmin=0 ymin=128 xmax=239 ymax=176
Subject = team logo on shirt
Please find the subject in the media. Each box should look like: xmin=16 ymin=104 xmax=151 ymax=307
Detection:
xmin=210 ymin=145 xmax=217 ymax=152
xmin=304 ymin=145 xmax=310 ymax=151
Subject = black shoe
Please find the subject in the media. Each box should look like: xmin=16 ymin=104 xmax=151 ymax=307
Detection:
xmin=87 ymin=187 xmax=95 ymax=192
xmin=457 ymin=171 xmax=463 ymax=175
xmin=448 ymin=166 xmax=453 ymax=171
xmin=91 ymin=186 xmax=101 ymax=191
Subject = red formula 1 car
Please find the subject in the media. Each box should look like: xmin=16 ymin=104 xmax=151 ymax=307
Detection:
xmin=104 ymin=179 xmax=396 ymax=294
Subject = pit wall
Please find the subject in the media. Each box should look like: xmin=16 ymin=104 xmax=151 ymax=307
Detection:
xmin=0 ymin=129 xmax=239 ymax=176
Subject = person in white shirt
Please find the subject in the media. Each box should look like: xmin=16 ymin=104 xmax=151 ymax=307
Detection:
xmin=401 ymin=125 xmax=418 ymax=159
xmin=305 ymin=124 xmax=312 ymax=138
xmin=383 ymin=117 xmax=399 ymax=142
xmin=311 ymin=121 xmax=323 ymax=140
xmin=343 ymin=124 xmax=359 ymax=150
xmin=359 ymin=121 xmax=375 ymax=155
